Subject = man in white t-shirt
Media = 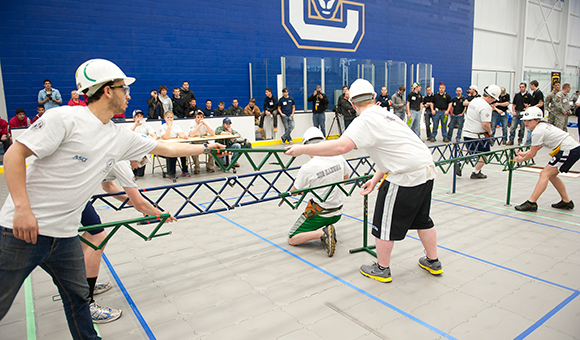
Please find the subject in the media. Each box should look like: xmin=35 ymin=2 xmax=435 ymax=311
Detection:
xmin=159 ymin=111 xmax=191 ymax=179
xmin=286 ymin=79 xmax=441 ymax=283
xmin=0 ymin=59 xmax=225 ymax=340
xmin=130 ymin=109 xmax=158 ymax=177
xmin=462 ymin=85 xmax=501 ymax=179
xmin=287 ymin=127 xmax=349 ymax=257
xmin=81 ymin=160 xmax=177 ymax=323
xmin=189 ymin=111 xmax=216 ymax=173
xmin=513 ymin=107 xmax=579 ymax=212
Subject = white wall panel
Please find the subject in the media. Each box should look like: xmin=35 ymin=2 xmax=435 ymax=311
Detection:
xmin=473 ymin=0 xmax=580 ymax=90
xmin=473 ymin=30 xmax=518 ymax=71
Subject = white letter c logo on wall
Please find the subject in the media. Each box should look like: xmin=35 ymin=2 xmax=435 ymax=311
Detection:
xmin=282 ymin=0 xmax=365 ymax=52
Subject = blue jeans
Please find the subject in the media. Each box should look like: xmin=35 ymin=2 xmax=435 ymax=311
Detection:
xmin=281 ymin=115 xmax=295 ymax=143
xmin=409 ymin=110 xmax=421 ymax=138
xmin=0 ymin=227 xmax=100 ymax=340
xmin=312 ymin=113 xmax=326 ymax=136
xmin=447 ymin=115 xmax=464 ymax=141
xmin=509 ymin=112 xmax=525 ymax=142
xmin=394 ymin=111 xmax=405 ymax=121
xmin=432 ymin=110 xmax=448 ymax=140
xmin=344 ymin=117 xmax=354 ymax=129
xmin=220 ymin=143 xmax=241 ymax=164
xmin=491 ymin=111 xmax=508 ymax=141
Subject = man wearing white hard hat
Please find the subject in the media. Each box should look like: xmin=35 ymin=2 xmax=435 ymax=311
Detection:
xmin=286 ymin=79 xmax=442 ymax=283
xmin=462 ymin=84 xmax=501 ymax=179
xmin=513 ymin=107 xmax=579 ymax=212
xmin=463 ymin=84 xmax=480 ymax=107
xmin=287 ymin=127 xmax=349 ymax=257
xmin=0 ymin=59 xmax=225 ymax=339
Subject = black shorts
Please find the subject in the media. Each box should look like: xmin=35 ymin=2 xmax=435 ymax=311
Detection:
xmin=372 ymin=179 xmax=434 ymax=241
xmin=548 ymin=146 xmax=580 ymax=173
xmin=464 ymin=136 xmax=491 ymax=154
xmin=81 ymin=201 xmax=104 ymax=235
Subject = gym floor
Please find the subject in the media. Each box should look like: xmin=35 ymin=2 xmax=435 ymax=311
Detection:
xmin=1 ymin=126 xmax=579 ymax=340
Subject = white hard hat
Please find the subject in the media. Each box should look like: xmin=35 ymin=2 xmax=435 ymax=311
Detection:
xmin=349 ymin=79 xmax=376 ymax=103
xmin=75 ymin=59 xmax=135 ymax=97
xmin=469 ymin=85 xmax=479 ymax=93
xmin=302 ymin=127 xmax=325 ymax=144
xmin=484 ymin=84 xmax=501 ymax=101
xmin=521 ymin=106 xmax=543 ymax=120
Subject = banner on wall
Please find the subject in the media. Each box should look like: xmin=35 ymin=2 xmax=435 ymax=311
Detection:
xmin=281 ymin=0 xmax=365 ymax=52
xmin=551 ymin=72 xmax=561 ymax=91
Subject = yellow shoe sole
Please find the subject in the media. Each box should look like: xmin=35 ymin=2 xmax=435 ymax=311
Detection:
xmin=359 ymin=269 xmax=392 ymax=283
xmin=418 ymin=262 xmax=443 ymax=275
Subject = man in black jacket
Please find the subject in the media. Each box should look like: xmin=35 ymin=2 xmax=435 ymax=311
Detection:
xmin=336 ymin=85 xmax=356 ymax=129
xmin=308 ymin=85 xmax=329 ymax=136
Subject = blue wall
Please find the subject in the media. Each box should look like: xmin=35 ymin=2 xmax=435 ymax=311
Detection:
xmin=0 ymin=0 xmax=474 ymax=119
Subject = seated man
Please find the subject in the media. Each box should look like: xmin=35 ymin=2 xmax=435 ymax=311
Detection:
xmin=202 ymin=99 xmax=216 ymax=118
xmin=227 ymin=98 xmax=243 ymax=116
xmin=81 ymin=160 xmax=177 ymax=323
xmin=189 ymin=111 xmax=216 ymax=174
xmin=68 ymin=90 xmax=87 ymax=106
xmin=130 ymin=109 xmax=158 ymax=177
xmin=184 ymin=98 xmax=203 ymax=119
xmin=215 ymin=117 xmax=242 ymax=167
xmin=159 ymin=111 xmax=191 ymax=179
xmin=32 ymin=105 xmax=45 ymax=123
xmin=287 ymin=127 xmax=349 ymax=257
xmin=0 ymin=116 xmax=10 ymax=153
xmin=215 ymin=101 xmax=228 ymax=116
xmin=244 ymin=98 xmax=261 ymax=126
xmin=9 ymin=108 xmax=31 ymax=129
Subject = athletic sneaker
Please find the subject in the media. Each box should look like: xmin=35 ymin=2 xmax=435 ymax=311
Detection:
xmin=515 ymin=200 xmax=538 ymax=212
xmin=167 ymin=173 xmax=176 ymax=180
xmin=470 ymin=171 xmax=487 ymax=179
xmin=320 ymin=225 xmax=336 ymax=257
xmin=93 ymin=282 xmax=112 ymax=295
xmin=181 ymin=173 xmax=191 ymax=177
xmin=418 ymin=256 xmax=443 ymax=275
xmin=360 ymin=263 xmax=392 ymax=283
xmin=90 ymin=302 xmax=122 ymax=324
xmin=551 ymin=200 xmax=574 ymax=210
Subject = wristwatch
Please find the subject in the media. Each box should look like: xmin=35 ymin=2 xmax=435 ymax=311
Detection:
xmin=203 ymin=142 xmax=210 ymax=154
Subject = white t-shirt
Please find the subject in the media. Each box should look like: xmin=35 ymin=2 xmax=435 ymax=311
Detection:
xmin=104 ymin=160 xmax=137 ymax=188
xmin=0 ymin=106 xmax=157 ymax=238
xmin=189 ymin=121 xmax=209 ymax=137
xmin=294 ymin=155 xmax=350 ymax=217
xmin=342 ymin=105 xmax=435 ymax=187
xmin=463 ymin=97 xmax=492 ymax=138
xmin=134 ymin=123 xmax=156 ymax=137
xmin=159 ymin=122 xmax=183 ymax=138
xmin=532 ymin=122 xmax=580 ymax=151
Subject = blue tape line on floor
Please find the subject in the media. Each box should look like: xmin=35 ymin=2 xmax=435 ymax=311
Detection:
xmin=432 ymin=198 xmax=580 ymax=233
xmin=514 ymin=290 xmax=580 ymax=340
xmin=212 ymin=211 xmax=458 ymax=340
xmin=341 ymin=212 xmax=577 ymax=293
xmin=102 ymin=254 xmax=156 ymax=340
